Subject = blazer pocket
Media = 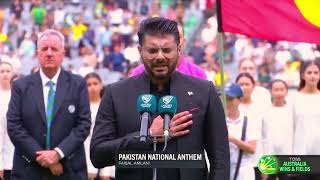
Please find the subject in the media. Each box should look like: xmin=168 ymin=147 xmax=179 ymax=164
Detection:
xmin=185 ymin=103 xmax=204 ymax=119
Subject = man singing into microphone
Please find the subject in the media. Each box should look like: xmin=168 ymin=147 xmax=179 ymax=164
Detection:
xmin=90 ymin=17 xmax=230 ymax=180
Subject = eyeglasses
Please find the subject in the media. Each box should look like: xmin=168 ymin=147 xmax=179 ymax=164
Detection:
xmin=141 ymin=46 xmax=178 ymax=59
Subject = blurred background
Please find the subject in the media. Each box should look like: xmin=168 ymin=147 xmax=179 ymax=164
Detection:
xmin=0 ymin=0 xmax=319 ymax=88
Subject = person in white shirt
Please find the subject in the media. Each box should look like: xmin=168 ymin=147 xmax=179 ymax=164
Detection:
xmin=225 ymin=83 xmax=258 ymax=180
xmin=84 ymin=73 xmax=115 ymax=180
xmin=235 ymin=72 xmax=264 ymax=180
xmin=0 ymin=61 xmax=15 ymax=180
xmin=262 ymin=79 xmax=292 ymax=180
xmin=290 ymin=60 xmax=320 ymax=180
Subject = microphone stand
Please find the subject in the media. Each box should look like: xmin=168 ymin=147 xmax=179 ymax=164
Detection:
xmin=152 ymin=136 xmax=157 ymax=180
xmin=148 ymin=133 xmax=169 ymax=180
xmin=139 ymin=128 xmax=169 ymax=180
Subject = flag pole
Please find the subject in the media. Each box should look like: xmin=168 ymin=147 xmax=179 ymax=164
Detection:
xmin=216 ymin=0 xmax=227 ymax=113
xmin=217 ymin=33 xmax=227 ymax=112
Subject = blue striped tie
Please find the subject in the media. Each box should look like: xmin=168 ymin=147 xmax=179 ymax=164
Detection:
xmin=46 ymin=81 xmax=55 ymax=149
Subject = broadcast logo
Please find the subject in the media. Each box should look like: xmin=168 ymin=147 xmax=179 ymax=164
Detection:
xmin=258 ymin=155 xmax=279 ymax=174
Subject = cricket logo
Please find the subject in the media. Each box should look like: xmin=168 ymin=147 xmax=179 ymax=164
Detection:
xmin=163 ymin=96 xmax=173 ymax=105
xmin=142 ymin=95 xmax=152 ymax=104
xmin=258 ymin=155 xmax=278 ymax=174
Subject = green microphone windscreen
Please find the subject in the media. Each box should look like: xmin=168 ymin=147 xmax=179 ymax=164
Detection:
xmin=137 ymin=94 xmax=157 ymax=115
xmin=158 ymin=95 xmax=177 ymax=117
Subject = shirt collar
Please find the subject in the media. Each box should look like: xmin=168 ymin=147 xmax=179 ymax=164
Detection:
xmin=226 ymin=113 xmax=245 ymax=124
xmin=40 ymin=68 xmax=61 ymax=87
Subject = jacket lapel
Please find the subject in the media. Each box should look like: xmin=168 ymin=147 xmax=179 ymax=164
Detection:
xmin=140 ymin=72 xmax=151 ymax=94
xmin=32 ymin=72 xmax=47 ymax=125
xmin=52 ymin=70 xmax=69 ymax=119
xmin=170 ymin=72 xmax=197 ymax=152
xmin=170 ymin=72 xmax=191 ymax=113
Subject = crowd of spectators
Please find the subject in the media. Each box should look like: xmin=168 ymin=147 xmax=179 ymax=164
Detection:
xmin=1 ymin=0 xmax=319 ymax=89
xmin=0 ymin=0 xmax=209 ymax=84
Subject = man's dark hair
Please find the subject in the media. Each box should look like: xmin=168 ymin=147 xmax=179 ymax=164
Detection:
xmin=137 ymin=17 xmax=180 ymax=46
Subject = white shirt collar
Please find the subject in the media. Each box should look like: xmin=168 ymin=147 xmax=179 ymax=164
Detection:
xmin=40 ymin=68 xmax=61 ymax=87
xmin=226 ymin=113 xmax=245 ymax=124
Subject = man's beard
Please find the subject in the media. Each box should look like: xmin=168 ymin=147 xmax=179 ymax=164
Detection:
xmin=142 ymin=58 xmax=178 ymax=80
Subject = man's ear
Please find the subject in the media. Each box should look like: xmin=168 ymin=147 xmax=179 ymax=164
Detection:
xmin=177 ymin=44 xmax=182 ymax=56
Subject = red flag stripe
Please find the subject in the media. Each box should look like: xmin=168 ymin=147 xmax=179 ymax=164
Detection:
xmin=220 ymin=0 xmax=320 ymax=44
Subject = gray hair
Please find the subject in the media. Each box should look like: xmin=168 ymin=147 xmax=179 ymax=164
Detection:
xmin=37 ymin=29 xmax=65 ymax=49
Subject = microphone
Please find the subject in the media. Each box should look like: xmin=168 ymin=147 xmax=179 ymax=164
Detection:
xmin=137 ymin=94 xmax=157 ymax=142
xmin=158 ymin=95 xmax=177 ymax=147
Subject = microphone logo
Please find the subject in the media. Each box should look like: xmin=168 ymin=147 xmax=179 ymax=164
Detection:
xmin=163 ymin=96 xmax=173 ymax=104
xmin=142 ymin=95 xmax=152 ymax=103
xmin=141 ymin=95 xmax=152 ymax=108
xmin=161 ymin=96 xmax=173 ymax=109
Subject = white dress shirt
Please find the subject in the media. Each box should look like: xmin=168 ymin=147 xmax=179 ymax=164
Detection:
xmin=39 ymin=68 xmax=65 ymax=158
xmin=227 ymin=113 xmax=259 ymax=166
xmin=227 ymin=113 xmax=258 ymax=180
xmin=40 ymin=68 xmax=60 ymax=113
xmin=0 ymin=89 xmax=14 ymax=170
xmin=84 ymin=102 xmax=115 ymax=177
xmin=262 ymin=104 xmax=293 ymax=155
xmin=290 ymin=92 xmax=320 ymax=155
xmin=239 ymin=103 xmax=263 ymax=167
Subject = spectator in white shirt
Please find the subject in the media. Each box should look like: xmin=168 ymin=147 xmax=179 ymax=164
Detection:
xmin=225 ymin=83 xmax=257 ymax=180
xmin=236 ymin=72 xmax=264 ymax=180
xmin=290 ymin=60 xmax=320 ymax=180
xmin=84 ymin=73 xmax=115 ymax=180
xmin=262 ymin=79 xmax=292 ymax=180
xmin=0 ymin=61 xmax=15 ymax=180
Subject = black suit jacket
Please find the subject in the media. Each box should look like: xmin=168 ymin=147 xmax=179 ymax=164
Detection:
xmin=90 ymin=72 xmax=230 ymax=180
xmin=7 ymin=69 xmax=91 ymax=180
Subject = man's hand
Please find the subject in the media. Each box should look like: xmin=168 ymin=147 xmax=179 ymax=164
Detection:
xmin=149 ymin=115 xmax=164 ymax=137
xmin=36 ymin=150 xmax=61 ymax=167
xmin=48 ymin=162 xmax=63 ymax=176
xmin=170 ymin=111 xmax=193 ymax=137
xmin=149 ymin=111 xmax=193 ymax=141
